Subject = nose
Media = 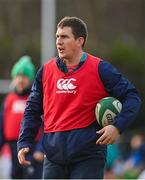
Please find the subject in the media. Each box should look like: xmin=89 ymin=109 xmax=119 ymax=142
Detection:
xmin=56 ymin=37 xmax=63 ymax=45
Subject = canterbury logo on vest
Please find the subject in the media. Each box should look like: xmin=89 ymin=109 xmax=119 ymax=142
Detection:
xmin=56 ymin=78 xmax=77 ymax=94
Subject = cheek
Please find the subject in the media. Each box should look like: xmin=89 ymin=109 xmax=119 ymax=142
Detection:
xmin=19 ymin=79 xmax=31 ymax=87
xmin=67 ymin=42 xmax=77 ymax=51
xmin=23 ymin=79 xmax=31 ymax=87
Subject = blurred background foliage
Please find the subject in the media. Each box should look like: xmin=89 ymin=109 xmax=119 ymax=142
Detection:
xmin=0 ymin=0 xmax=144 ymax=128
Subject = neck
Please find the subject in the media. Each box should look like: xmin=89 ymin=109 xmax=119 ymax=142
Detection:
xmin=62 ymin=51 xmax=83 ymax=66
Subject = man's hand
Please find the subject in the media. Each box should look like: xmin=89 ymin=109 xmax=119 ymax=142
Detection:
xmin=17 ymin=147 xmax=31 ymax=166
xmin=96 ymin=125 xmax=120 ymax=145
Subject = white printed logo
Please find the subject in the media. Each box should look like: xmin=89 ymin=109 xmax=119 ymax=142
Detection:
xmin=56 ymin=78 xmax=77 ymax=94
xmin=12 ymin=100 xmax=26 ymax=113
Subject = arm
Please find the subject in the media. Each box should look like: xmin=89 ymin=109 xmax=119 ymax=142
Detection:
xmin=96 ymin=60 xmax=141 ymax=144
xmin=0 ymin=104 xmax=5 ymax=150
xmin=32 ymin=125 xmax=44 ymax=162
xmin=17 ymin=66 xmax=44 ymax=165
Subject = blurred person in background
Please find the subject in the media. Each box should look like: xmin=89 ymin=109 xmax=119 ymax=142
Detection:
xmin=0 ymin=56 xmax=44 ymax=179
xmin=108 ymin=133 xmax=145 ymax=179
xmin=17 ymin=17 xmax=141 ymax=179
xmin=121 ymin=133 xmax=145 ymax=179
xmin=104 ymin=143 xmax=122 ymax=179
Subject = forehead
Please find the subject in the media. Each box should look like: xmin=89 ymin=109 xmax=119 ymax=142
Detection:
xmin=56 ymin=27 xmax=73 ymax=35
xmin=14 ymin=74 xmax=29 ymax=80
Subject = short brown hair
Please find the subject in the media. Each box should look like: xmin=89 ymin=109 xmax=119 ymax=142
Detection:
xmin=57 ymin=16 xmax=88 ymax=47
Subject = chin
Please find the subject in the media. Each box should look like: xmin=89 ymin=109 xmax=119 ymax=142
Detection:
xmin=58 ymin=54 xmax=66 ymax=59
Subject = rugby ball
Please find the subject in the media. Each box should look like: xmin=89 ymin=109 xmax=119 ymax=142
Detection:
xmin=95 ymin=97 xmax=122 ymax=127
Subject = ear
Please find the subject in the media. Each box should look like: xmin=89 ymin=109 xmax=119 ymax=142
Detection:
xmin=77 ymin=37 xmax=84 ymax=48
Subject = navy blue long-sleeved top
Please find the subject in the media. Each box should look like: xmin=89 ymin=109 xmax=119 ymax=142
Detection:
xmin=17 ymin=55 xmax=141 ymax=163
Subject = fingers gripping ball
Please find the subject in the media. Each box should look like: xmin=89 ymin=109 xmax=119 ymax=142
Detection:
xmin=95 ymin=97 xmax=122 ymax=127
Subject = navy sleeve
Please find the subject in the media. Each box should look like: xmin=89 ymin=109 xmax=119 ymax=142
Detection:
xmin=0 ymin=104 xmax=5 ymax=149
xmin=34 ymin=136 xmax=44 ymax=153
xmin=98 ymin=60 xmax=141 ymax=133
xmin=17 ymin=66 xmax=44 ymax=151
xmin=34 ymin=125 xmax=44 ymax=153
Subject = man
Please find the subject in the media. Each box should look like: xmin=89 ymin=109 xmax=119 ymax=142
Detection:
xmin=0 ymin=56 xmax=44 ymax=179
xmin=17 ymin=17 xmax=141 ymax=179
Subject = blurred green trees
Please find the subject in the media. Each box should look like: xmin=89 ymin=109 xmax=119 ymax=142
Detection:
xmin=106 ymin=41 xmax=145 ymax=127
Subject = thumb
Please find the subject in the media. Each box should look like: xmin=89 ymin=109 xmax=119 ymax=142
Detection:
xmin=23 ymin=147 xmax=30 ymax=153
xmin=96 ymin=128 xmax=105 ymax=134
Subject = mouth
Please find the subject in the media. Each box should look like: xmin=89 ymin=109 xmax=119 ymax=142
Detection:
xmin=58 ymin=47 xmax=65 ymax=53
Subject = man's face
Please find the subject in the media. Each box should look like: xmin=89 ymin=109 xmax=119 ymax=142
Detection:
xmin=56 ymin=27 xmax=83 ymax=60
xmin=12 ymin=75 xmax=31 ymax=93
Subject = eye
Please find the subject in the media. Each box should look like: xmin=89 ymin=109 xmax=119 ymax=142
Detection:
xmin=56 ymin=34 xmax=59 ymax=38
xmin=61 ymin=35 xmax=68 ymax=38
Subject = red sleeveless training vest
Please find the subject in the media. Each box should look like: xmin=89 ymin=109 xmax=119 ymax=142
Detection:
xmin=42 ymin=53 xmax=109 ymax=132
xmin=3 ymin=93 xmax=28 ymax=140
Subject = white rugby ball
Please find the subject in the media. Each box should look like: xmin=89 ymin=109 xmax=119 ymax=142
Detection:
xmin=95 ymin=97 xmax=122 ymax=127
